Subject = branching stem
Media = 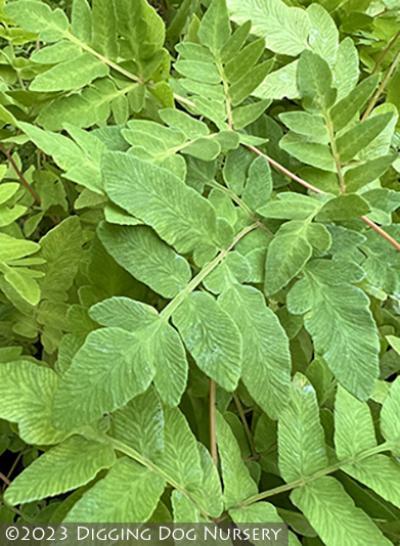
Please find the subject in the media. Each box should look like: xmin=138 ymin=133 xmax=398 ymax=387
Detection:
xmin=160 ymin=223 xmax=258 ymax=321
xmin=236 ymin=441 xmax=392 ymax=508
xmin=246 ymin=144 xmax=400 ymax=252
xmin=362 ymin=48 xmax=400 ymax=121
xmin=0 ymin=145 xmax=41 ymax=205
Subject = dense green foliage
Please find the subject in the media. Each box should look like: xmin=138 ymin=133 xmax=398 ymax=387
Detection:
xmin=0 ymin=0 xmax=400 ymax=544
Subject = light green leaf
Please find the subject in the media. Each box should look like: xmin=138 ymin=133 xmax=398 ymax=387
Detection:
xmin=4 ymin=436 xmax=116 ymax=506
xmin=5 ymin=0 xmax=69 ymax=42
xmin=38 ymin=217 xmax=83 ymax=302
xmin=52 ymin=327 xmax=155 ymax=429
xmin=279 ymin=374 xmax=328 ymax=482
xmin=64 ymin=458 xmax=165 ymax=522
xmin=307 ymin=4 xmax=338 ymax=66
xmin=340 ymin=455 xmax=400 ymax=511
xmin=242 ymin=155 xmax=273 ymax=211
xmin=217 ymin=412 xmax=257 ymax=508
xmin=113 ymin=0 xmax=165 ymax=64
xmin=337 ymin=113 xmax=393 ymax=163
xmin=280 ymin=133 xmax=335 ymax=172
xmin=110 ymin=388 xmax=164 ymax=460
xmin=172 ymin=292 xmax=242 ymax=391
xmin=334 ymin=386 xmax=376 ymax=460
xmin=198 ymin=0 xmax=230 ymax=54
xmin=297 ymin=50 xmax=336 ymax=112
xmin=230 ymin=503 xmax=300 ymax=546
xmin=0 ymin=360 xmax=68 ymax=445
xmin=0 ymin=183 xmax=19 ymax=205
xmin=258 ymin=193 xmax=324 ymax=221
xmin=30 ymin=54 xmax=108 ymax=92
xmin=203 ymin=251 xmax=250 ymax=294
xmin=344 ymin=155 xmax=396 ymax=192
xmin=37 ymin=80 xmax=131 ymax=131
xmin=0 ymin=233 xmax=39 ymax=262
xmin=89 ymin=298 xmax=188 ymax=407
xmin=103 ymin=152 xmax=218 ymax=254
xmin=156 ymin=408 xmax=203 ymax=491
xmin=3 ymin=266 xmax=41 ymax=306
xmin=381 ymin=378 xmax=400 ymax=449
xmin=387 ymin=335 xmax=400 ymax=355
xmin=316 ymin=194 xmax=370 ymax=221
xmin=331 ymin=75 xmax=379 ymax=132
xmin=254 ymin=61 xmax=299 ymax=101
xmin=287 ymin=260 xmax=380 ymax=400
xmin=19 ymin=122 xmax=105 ymax=194
xmin=71 ymin=0 xmax=92 ymax=43
xmin=279 ymin=111 xmax=328 ymax=144
xmin=227 ymin=0 xmax=310 ymax=56
xmin=291 ymin=477 xmax=392 ymax=546
xmin=333 ymin=38 xmax=359 ymax=101
xmin=265 ymin=220 xmax=313 ymax=295
xmin=98 ymin=223 xmax=191 ymax=299
xmin=219 ymin=285 xmax=291 ymax=419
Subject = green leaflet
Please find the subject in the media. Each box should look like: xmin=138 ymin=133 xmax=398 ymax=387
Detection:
xmin=330 ymin=74 xmax=379 ymax=132
xmin=381 ymin=378 xmax=400 ymax=450
xmin=103 ymin=152 xmax=219 ymax=254
xmin=110 ymin=388 xmax=164 ymax=460
xmin=5 ymin=0 xmax=69 ymax=42
xmin=19 ymin=122 xmax=105 ymax=194
xmin=264 ymin=220 xmax=313 ymax=295
xmin=336 ymin=113 xmax=394 ymax=163
xmin=287 ymin=260 xmax=380 ymax=400
xmin=198 ymin=0 xmax=230 ymax=54
xmin=258 ymin=192 xmax=324 ymax=221
xmin=297 ymin=50 xmax=336 ymax=112
xmin=291 ymin=477 xmax=392 ymax=546
xmin=98 ymin=223 xmax=192 ymax=299
xmin=333 ymin=38 xmax=359 ymax=101
xmin=306 ymin=4 xmax=338 ymax=67
xmin=0 ymin=233 xmax=39 ymax=262
xmin=279 ymin=111 xmax=329 ymax=144
xmin=334 ymin=386 xmax=376 ymax=459
xmin=219 ymin=285 xmax=291 ymax=419
xmin=89 ymin=297 xmax=188 ymax=406
xmin=172 ymin=491 xmax=204 ymax=523
xmin=4 ymin=436 xmax=116 ymax=506
xmin=52 ymin=326 xmax=155 ymax=429
xmin=64 ymin=458 xmax=165 ymax=522
xmin=37 ymin=80 xmax=136 ymax=131
xmin=278 ymin=374 xmax=328 ymax=482
xmin=316 ymin=194 xmax=370 ymax=222
xmin=280 ymin=133 xmax=335 ymax=172
xmin=0 ymin=360 xmax=68 ymax=445
xmin=216 ymin=412 xmax=258 ymax=508
xmin=254 ymin=61 xmax=299 ymax=101
xmin=230 ymin=503 xmax=301 ymax=546
xmin=38 ymin=217 xmax=83 ymax=302
xmin=54 ymin=297 xmax=189 ymax=428
xmin=340 ymin=456 xmax=400 ymax=512
xmin=30 ymin=53 xmax=108 ymax=92
xmin=227 ymin=0 xmax=310 ymax=56
xmin=172 ymin=292 xmax=242 ymax=391
xmin=156 ymin=408 xmax=204 ymax=492
xmin=112 ymin=0 xmax=165 ymax=64
xmin=0 ymin=233 xmax=41 ymax=304
xmin=71 ymin=0 xmax=92 ymax=43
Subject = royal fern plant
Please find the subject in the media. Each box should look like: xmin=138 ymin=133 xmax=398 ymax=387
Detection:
xmin=0 ymin=0 xmax=400 ymax=544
